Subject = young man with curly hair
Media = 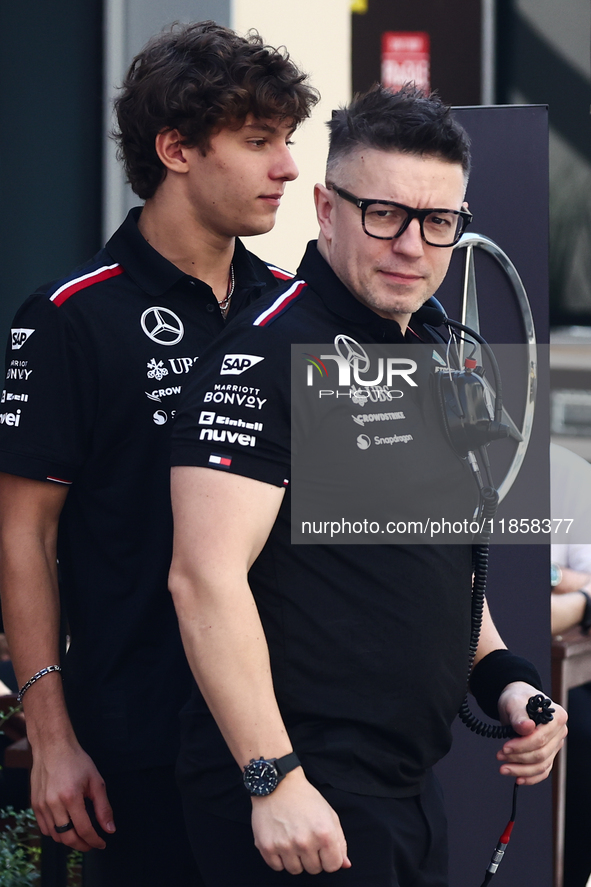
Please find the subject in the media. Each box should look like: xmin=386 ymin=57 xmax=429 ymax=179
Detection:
xmin=0 ymin=21 xmax=317 ymax=886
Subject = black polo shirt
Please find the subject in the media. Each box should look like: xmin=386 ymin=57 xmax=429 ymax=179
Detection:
xmin=172 ymin=242 xmax=475 ymax=810
xmin=0 ymin=207 xmax=282 ymax=773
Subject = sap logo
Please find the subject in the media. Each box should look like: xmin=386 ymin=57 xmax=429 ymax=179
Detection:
xmin=220 ymin=354 xmax=264 ymax=376
xmin=199 ymin=428 xmax=256 ymax=447
xmin=11 ymin=329 xmax=34 ymax=350
xmin=146 ymin=386 xmax=182 ymax=403
xmin=1 ymin=391 xmax=28 ymax=404
xmin=0 ymin=410 xmax=22 ymax=426
xmin=168 ymin=357 xmax=198 ymax=375
xmin=6 ymin=368 xmax=32 ymax=381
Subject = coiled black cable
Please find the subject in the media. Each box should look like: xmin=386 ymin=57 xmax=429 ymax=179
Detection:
xmin=458 ymin=485 xmax=513 ymax=739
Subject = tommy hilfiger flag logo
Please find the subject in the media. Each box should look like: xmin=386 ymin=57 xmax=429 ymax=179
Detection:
xmin=209 ymin=454 xmax=232 ymax=468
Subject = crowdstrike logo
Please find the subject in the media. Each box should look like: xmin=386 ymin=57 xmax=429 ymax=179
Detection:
xmin=352 ymin=411 xmax=405 ymax=427
xmin=145 ymin=385 xmax=182 ymax=402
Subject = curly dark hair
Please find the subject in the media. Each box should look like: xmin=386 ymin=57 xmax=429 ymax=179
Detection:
xmin=114 ymin=21 xmax=319 ymax=199
xmin=326 ymin=84 xmax=471 ymax=179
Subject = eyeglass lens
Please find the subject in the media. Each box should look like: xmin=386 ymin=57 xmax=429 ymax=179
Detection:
xmin=363 ymin=204 xmax=463 ymax=245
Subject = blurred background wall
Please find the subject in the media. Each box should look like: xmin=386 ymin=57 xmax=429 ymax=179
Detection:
xmin=0 ymin=3 xmax=589 ymax=884
xmin=1 ymin=0 xmax=589 ymax=334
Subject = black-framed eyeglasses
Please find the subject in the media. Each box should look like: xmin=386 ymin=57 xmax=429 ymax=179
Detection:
xmin=328 ymin=183 xmax=472 ymax=247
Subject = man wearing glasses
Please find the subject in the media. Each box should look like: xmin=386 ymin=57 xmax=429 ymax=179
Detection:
xmin=169 ymin=85 xmax=566 ymax=885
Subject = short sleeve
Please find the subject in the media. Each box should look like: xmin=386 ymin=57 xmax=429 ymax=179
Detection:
xmin=172 ymin=320 xmax=291 ymax=488
xmin=0 ymin=293 xmax=97 ymax=484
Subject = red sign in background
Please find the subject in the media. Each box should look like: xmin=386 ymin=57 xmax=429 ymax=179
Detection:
xmin=381 ymin=32 xmax=430 ymax=92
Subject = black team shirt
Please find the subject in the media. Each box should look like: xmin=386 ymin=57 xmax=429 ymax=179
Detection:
xmin=0 ymin=208 xmax=285 ymax=774
xmin=172 ymin=241 xmax=475 ymax=817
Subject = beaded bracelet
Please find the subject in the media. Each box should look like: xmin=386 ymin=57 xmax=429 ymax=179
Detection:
xmin=17 ymin=665 xmax=62 ymax=703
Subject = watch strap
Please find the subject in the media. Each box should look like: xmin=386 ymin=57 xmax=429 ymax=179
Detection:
xmin=578 ymin=589 xmax=591 ymax=634
xmin=274 ymin=751 xmax=301 ymax=779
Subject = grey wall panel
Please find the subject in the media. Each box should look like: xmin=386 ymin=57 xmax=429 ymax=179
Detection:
xmin=0 ymin=0 xmax=103 ymax=345
xmin=103 ymin=0 xmax=231 ymax=238
xmin=127 ymin=0 xmax=231 ymax=58
xmin=435 ymin=105 xmax=551 ymax=887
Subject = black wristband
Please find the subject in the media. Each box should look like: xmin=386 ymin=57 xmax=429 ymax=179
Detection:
xmin=469 ymin=650 xmax=544 ymax=721
xmin=578 ymin=590 xmax=591 ymax=634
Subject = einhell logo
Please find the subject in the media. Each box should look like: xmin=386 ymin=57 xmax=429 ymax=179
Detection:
xmin=306 ymin=336 xmax=417 ymax=388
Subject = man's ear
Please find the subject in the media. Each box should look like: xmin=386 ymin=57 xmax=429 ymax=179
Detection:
xmin=154 ymin=129 xmax=191 ymax=174
xmin=314 ymin=183 xmax=335 ymax=242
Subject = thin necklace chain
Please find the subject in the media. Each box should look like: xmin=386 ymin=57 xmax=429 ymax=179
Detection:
xmin=218 ymin=263 xmax=235 ymax=318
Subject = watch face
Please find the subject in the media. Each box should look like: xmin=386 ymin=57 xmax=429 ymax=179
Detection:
xmin=243 ymin=758 xmax=279 ymax=796
xmin=551 ymin=563 xmax=562 ymax=587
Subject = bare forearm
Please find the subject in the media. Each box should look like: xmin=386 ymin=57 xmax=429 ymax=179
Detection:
xmin=170 ymin=467 xmax=293 ymax=767
xmin=0 ymin=475 xmax=73 ymax=747
xmin=171 ymin=570 xmax=293 ymax=766
xmin=551 ymin=591 xmax=586 ymax=635
xmin=553 ymin=566 xmax=591 ymax=595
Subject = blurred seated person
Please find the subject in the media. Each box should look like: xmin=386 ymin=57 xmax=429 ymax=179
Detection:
xmin=551 ymin=442 xmax=591 ymax=887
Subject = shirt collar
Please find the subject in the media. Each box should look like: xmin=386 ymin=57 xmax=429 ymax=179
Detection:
xmin=105 ymin=207 xmax=266 ymax=298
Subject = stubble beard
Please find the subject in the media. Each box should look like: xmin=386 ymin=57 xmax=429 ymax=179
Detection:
xmin=357 ymin=279 xmax=431 ymax=321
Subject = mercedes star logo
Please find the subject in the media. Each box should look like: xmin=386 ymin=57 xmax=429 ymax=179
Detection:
xmin=141 ymin=307 xmax=184 ymax=346
xmin=334 ymin=335 xmax=370 ymax=372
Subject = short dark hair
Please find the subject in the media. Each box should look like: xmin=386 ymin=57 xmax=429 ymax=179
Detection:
xmin=326 ymin=83 xmax=471 ymax=180
xmin=114 ymin=21 xmax=319 ymax=199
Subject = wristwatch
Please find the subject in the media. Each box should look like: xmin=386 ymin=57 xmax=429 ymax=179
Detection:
xmin=578 ymin=589 xmax=591 ymax=634
xmin=551 ymin=563 xmax=563 ymax=587
xmin=242 ymin=751 xmax=301 ymax=796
